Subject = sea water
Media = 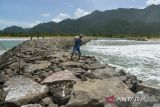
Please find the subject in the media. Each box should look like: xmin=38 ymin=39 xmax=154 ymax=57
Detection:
xmin=82 ymin=39 xmax=160 ymax=88
xmin=0 ymin=38 xmax=28 ymax=54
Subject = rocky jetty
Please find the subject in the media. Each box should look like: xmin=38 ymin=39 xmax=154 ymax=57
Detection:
xmin=0 ymin=38 xmax=159 ymax=107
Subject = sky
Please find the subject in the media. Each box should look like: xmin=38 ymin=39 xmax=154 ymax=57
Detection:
xmin=0 ymin=0 xmax=160 ymax=30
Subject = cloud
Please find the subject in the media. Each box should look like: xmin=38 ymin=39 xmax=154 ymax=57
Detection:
xmin=52 ymin=13 xmax=71 ymax=22
xmin=0 ymin=8 xmax=91 ymax=29
xmin=74 ymin=8 xmax=91 ymax=18
xmin=52 ymin=8 xmax=91 ymax=22
xmin=28 ymin=21 xmax=41 ymax=27
xmin=146 ymin=0 xmax=160 ymax=5
xmin=74 ymin=8 xmax=90 ymax=18
xmin=40 ymin=13 xmax=51 ymax=17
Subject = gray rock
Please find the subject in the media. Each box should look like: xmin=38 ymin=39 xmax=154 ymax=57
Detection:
xmin=42 ymin=97 xmax=53 ymax=105
xmin=0 ymin=74 xmax=6 ymax=102
xmin=60 ymin=61 xmax=83 ymax=69
xmin=25 ymin=61 xmax=51 ymax=73
xmin=4 ymin=75 xmax=48 ymax=105
xmin=41 ymin=70 xmax=78 ymax=84
xmin=83 ymin=62 xmax=106 ymax=70
xmin=0 ymin=88 xmax=6 ymax=102
xmin=105 ymin=103 xmax=118 ymax=107
xmin=0 ymin=74 xmax=6 ymax=85
xmin=0 ymin=102 xmax=20 ymax=107
xmin=23 ymin=73 xmax=33 ymax=78
xmin=5 ymin=69 xmax=13 ymax=75
xmin=92 ymin=66 xmax=118 ymax=79
xmin=33 ymin=75 xmax=42 ymax=82
xmin=71 ymin=68 xmax=86 ymax=80
xmin=49 ymin=85 xmax=71 ymax=105
xmin=47 ymin=103 xmax=58 ymax=107
xmin=67 ymin=78 xmax=134 ymax=107
xmin=50 ymin=58 xmax=60 ymax=64
xmin=153 ymin=103 xmax=160 ymax=107
xmin=129 ymin=91 xmax=158 ymax=107
xmin=137 ymin=83 xmax=160 ymax=95
xmin=54 ymin=68 xmax=63 ymax=72
xmin=21 ymin=104 xmax=42 ymax=107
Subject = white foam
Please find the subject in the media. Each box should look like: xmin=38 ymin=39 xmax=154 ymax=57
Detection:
xmin=0 ymin=50 xmax=6 ymax=55
xmin=82 ymin=40 xmax=160 ymax=87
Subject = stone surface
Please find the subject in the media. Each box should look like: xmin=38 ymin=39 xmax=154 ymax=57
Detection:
xmin=105 ymin=103 xmax=118 ymax=107
xmin=42 ymin=97 xmax=53 ymax=105
xmin=137 ymin=83 xmax=160 ymax=95
xmin=153 ymin=103 xmax=160 ymax=107
xmin=41 ymin=70 xmax=78 ymax=84
xmin=67 ymin=78 xmax=134 ymax=107
xmin=92 ymin=66 xmax=118 ymax=79
xmin=0 ymin=88 xmax=6 ymax=102
xmin=129 ymin=91 xmax=158 ymax=107
xmin=83 ymin=62 xmax=106 ymax=70
xmin=25 ymin=61 xmax=51 ymax=73
xmin=4 ymin=75 xmax=48 ymax=105
xmin=60 ymin=61 xmax=83 ymax=69
xmin=21 ymin=104 xmax=42 ymax=107
xmin=49 ymin=84 xmax=72 ymax=105
xmin=0 ymin=74 xmax=6 ymax=85
xmin=0 ymin=38 xmax=159 ymax=107
xmin=0 ymin=102 xmax=20 ymax=107
xmin=47 ymin=103 xmax=58 ymax=107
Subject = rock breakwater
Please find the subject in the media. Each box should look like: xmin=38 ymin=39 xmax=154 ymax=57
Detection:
xmin=0 ymin=38 xmax=159 ymax=107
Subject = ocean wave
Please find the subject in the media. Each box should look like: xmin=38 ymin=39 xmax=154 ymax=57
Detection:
xmin=82 ymin=39 xmax=160 ymax=88
xmin=0 ymin=50 xmax=6 ymax=55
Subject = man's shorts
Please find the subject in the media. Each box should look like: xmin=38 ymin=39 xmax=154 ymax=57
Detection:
xmin=72 ymin=47 xmax=81 ymax=55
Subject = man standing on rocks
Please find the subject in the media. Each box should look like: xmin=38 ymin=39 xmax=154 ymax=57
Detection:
xmin=71 ymin=34 xmax=83 ymax=60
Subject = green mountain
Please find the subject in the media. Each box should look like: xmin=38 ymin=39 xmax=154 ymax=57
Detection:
xmin=2 ymin=4 xmax=160 ymax=35
xmin=3 ymin=26 xmax=25 ymax=33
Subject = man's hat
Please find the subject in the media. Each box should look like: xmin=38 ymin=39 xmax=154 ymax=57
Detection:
xmin=79 ymin=34 xmax=84 ymax=37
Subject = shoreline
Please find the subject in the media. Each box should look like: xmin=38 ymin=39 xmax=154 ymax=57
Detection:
xmin=0 ymin=38 xmax=159 ymax=107
xmin=0 ymin=36 xmax=160 ymax=41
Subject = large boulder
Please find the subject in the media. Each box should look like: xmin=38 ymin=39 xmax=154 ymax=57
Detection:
xmin=66 ymin=78 xmax=134 ymax=107
xmin=41 ymin=70 xmax=78 ymax=84
xmin=4 ymin=75 xmax=48 ymax=105
xmin=92 ymin=66 xmax=119 ymax=79
xmin=25 ymin=61 xmax=51 ymax=73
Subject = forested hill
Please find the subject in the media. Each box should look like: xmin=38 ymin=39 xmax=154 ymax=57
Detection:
xmin=2 ymin=4 xmax=160 ymax=35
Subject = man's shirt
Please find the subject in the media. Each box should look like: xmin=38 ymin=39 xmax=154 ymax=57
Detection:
xmin=74 ymin=38 xmax=81 ymax=49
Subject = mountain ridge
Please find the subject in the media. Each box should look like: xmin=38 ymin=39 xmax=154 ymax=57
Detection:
xmin=2 ymin=4 xmax=160 ymax=35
